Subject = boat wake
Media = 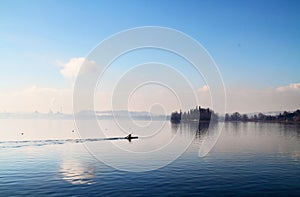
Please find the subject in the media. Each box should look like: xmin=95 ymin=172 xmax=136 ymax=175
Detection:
xmin=0 ymin=137 xmax=125 ymax=149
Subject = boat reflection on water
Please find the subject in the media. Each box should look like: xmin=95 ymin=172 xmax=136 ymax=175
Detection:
xmin=60 ymin=158 xmax=96 ymax=185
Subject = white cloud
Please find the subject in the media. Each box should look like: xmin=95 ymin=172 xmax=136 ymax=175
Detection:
xmin=59 ymin=57 xmax=97 ymax=83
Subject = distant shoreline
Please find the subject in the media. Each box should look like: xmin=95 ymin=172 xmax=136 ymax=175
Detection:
xmin=171 ymin=107 xmax=300 ymax=125
xmin=225 ymin=120 xmax=300 ymax=124
xmin=180 ymin=119 xmax=300 ymax=124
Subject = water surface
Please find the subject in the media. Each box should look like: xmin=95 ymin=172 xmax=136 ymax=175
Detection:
xmin=0 ymin=119 xmax=299 ymax=196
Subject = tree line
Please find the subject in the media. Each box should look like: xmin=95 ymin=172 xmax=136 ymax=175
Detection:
xmin=225 ymin=109 xmax=300 ymax=123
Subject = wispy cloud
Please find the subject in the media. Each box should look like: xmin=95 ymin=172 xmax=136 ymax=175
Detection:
xmin=226 ymin=83 xmax=300 ymax=113
xmin=1 ymin=82 xmax=300 ymax=114
xmin=197 ymin=85 xmax=210 ymax=92
xmin=0 ymin=86 xmax=72 ymax=113
xmin=276 ymin=83 xmax=300 ymax=92
xmin=1 ymin=55 xmax=299 ymax=114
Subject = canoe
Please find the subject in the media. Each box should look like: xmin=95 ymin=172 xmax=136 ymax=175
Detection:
xmin=125 ymin=136 xmax=138 ymax=140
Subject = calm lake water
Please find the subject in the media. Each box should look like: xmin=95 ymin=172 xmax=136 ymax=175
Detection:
xmin=0 ymin=119 xmax=300 ymax=196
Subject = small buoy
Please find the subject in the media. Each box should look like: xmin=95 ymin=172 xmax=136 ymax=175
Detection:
xmin=72 ymin=130 xmax=74 ymax=132
xmin=21 ymin=132 xmax=24 ymax=135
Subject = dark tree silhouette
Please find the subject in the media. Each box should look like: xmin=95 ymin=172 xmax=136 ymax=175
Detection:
xmin=224 ymin=109 xmax=300 ymax=123
xmin=171 ymin=106 xmax=218 ymax=124
xmin=170 ymin=110 xmax=182 ymax=123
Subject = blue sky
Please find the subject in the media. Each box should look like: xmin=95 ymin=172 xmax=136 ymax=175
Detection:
xmin=0 ymin=0 xmax=300 ymax=113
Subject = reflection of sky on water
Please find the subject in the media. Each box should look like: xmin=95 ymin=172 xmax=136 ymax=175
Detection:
xmin=213 ymin=122 xmax=300 ymax=158
xmin=0 ymin=119 xmax=77 ymax=141
xmin=1 ymin=119 xmax=300 ymax=169
xmin=60 ymin=158 xmax=95 ymax=185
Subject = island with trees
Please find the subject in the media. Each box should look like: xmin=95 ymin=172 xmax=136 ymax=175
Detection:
xmin=170 ymin=106 xmax=218 ymax=124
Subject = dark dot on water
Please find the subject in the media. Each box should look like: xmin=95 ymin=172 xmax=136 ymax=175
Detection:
xmin=72 ymin=130 xmax=74 ymax=132
xmin=21 ymin=133 xmax=24 ymax=135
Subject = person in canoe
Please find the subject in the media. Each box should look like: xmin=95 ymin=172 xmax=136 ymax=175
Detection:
xmin=126 ymin=133 xmax=132 ymax=139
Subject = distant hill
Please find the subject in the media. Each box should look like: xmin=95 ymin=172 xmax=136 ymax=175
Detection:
xmin=77 ymin=110 xmax=168 ymax=120
xmin=0 ymin=110 xmax=168 ymax=120
xmin=0 ymin=111 xmax=72 ymax=119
